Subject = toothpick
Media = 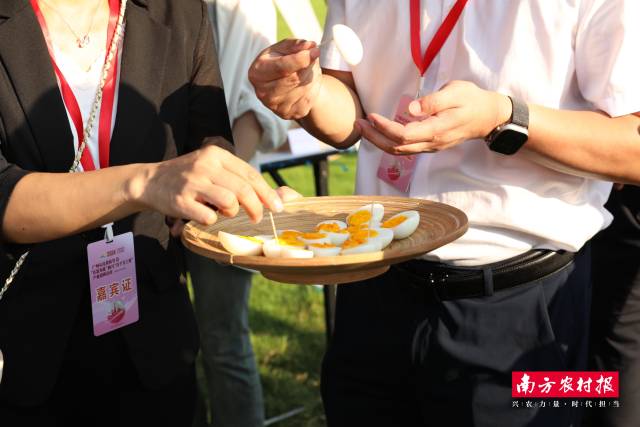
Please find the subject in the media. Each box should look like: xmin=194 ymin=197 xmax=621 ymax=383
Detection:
xmin=368 ymin=202 xmax=374 ymax=238
xmin=269 ymin=212 xmax=279 ymax=241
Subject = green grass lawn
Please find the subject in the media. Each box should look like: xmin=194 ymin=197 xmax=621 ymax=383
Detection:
xmin=251 ymin=152 xmax=356 ymax=427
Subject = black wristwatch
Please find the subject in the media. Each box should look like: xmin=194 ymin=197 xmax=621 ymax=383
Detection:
xmin=485 ymin=96 xmax=529 ymax=155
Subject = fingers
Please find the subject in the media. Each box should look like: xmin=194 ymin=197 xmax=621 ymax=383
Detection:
xmin=251 ymin=42 xmax=320 ymax=82
xmin=176 ymin=197 xmax=218 ymax=227
xmin=356 ymin=119 xmax=416 ymax=155
xmin=214 ymin=148 xmax=284 ymax=215
xmin=356 ymin=115 xmax=465 ymax=155
xmin=209 ymin=171 xmax=264 ymax=221
xmin=409 ymin=83 xmax=462 ymax=117
xmin=368 ymin=111 xmax=461 ymax=145
xmin=276 ymin=186 xmax=303 ymax=202
xmin=255 ymin=66 xmax=316 ymax=103
xmin=269 ymin=38 xmax=317 ymax=56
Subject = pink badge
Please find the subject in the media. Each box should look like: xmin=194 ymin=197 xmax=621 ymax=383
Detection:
xmin=376 ymin=95 xmax=421 ymax=193
xmin=87 ymin=231 xmax=139 ymax=336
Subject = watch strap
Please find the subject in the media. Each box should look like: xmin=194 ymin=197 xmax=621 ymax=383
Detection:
xmin=509 ymin=96 xmax=529 ymax=129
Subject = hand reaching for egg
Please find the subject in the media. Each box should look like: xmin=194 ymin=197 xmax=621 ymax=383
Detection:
xmin=168 ymin=186 xmax=302 ymax=238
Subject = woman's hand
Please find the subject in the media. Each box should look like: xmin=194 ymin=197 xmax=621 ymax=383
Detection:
xmin=130 ymin=145 xmax=283 ymax=229
xmin=166 ymin=185 xmax=301 ymax=238
xmin=249 ymin=39 xmax=323 ymax=120
xmin=275 ymin=185 xmax=303 ymax=202
xmin=355 ymin=81 xmax=512 ymax=155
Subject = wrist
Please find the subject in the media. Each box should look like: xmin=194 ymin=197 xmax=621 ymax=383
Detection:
xmin=494 ymin=92 xmax=513 ymax=132
xmin=122 ymin=163 xmax=157 ymax=210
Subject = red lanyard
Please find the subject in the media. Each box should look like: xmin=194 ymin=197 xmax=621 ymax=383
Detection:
xmin=410 ymin=0 xmax=469 ymax=77
xmin=30 ymin=0 xmax=120 ymax=171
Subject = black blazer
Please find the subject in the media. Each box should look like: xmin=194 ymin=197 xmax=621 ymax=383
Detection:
xmin=0 ymin=0 xmax=232 ymax=406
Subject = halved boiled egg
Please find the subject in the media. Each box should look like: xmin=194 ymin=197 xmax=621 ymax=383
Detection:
xmin=350 ymin=227 xmax=394 ymax=250
xmin=346 ymin=203 xmax=384 ymax=227
xmin=340 ymin=236 xmax=383 ymax=255
xmin=218 ymin=231 xmax=264 ymax=256
xmin=308 ymin=243 xmax=342 ymax=257
xmin=278 ymin=230 xmax=304 ymax=241
xmin=263 ymin=238 xmax=306 ymax=258
xmin=298 ymin=232 xmax=332 ymax=246
xmin=382 ymin=210 xmax=420 ymax=240
xmin=316 ymin=220 xmax=350 ymax=245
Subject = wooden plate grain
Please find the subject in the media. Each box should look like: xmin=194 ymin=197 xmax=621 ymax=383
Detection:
xmin=182 ymin=196 xmax=468 ymax=285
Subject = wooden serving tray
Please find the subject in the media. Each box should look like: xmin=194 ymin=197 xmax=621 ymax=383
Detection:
xmin=182 ymin=196 xmax=468 ymax=285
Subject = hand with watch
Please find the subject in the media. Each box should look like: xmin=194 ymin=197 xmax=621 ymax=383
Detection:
xmin=354 ymin=80 xmax=529 ymax=156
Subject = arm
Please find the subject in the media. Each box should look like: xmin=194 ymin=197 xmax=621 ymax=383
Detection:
xmin=249 ymin=40 xmax=364 ymax=150
xmin=2 ymin=145 xmax=284 ymax=244
xmin=298 ymin=69 xmax=364 ymax=148
xmin=356 ymin=80 xmax=640 ymax=184
xmin=232 ymin=111 xmax=262 ymax=161
xmin=526 ymin=107 xmax=640 ymax=183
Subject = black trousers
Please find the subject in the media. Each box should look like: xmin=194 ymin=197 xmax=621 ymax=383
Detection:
xmin=589 ymin=186 xmax=640 ymax=427
xmin=322 ymin=247 xmax=591 ymax=427
xmin=0 ymin=295 xmax=196 ymax=426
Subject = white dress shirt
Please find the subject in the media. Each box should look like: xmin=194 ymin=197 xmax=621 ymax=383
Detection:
xmin=321 ymin=0 xmax=640 ymax=265
xmin=208 ymin=0 xmax=289 ymax=164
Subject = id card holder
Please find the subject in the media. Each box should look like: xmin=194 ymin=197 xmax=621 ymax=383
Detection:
xmin=376 ymin=95 xmax=421 ymax=193
xmin=87 ymin=225 xmax=139 ymax=336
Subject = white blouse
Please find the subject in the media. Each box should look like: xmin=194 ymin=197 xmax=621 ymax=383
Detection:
xmin=321 ymin=0 xmax=640 ymax=265
xmin=54 ymin=44 xmax=121 ymax=172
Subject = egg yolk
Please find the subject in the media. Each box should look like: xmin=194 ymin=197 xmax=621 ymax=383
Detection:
xmin=301 ymin=232 xmax=328 ymax=240
xmin=347 ymin=224 xmax=369 ymax=233
xmin=351 ymin=230 xmax=379 ymax=240
xmin=342 ymin=237 xmax=367 ymax=249
xmin=348 ymin=210 xmax=372 ymax=226
xmin=316 ymin=223 xmax=346 ymax=233
xmin=382 ymin=215 xmax=407 ymax=228
xmin=239 ymin=236 xmax=263 ymax=243
xmin=280 ymin=230 xmax=303 ymax=239
xmin=277 ymin=238 xmax=305 ymax=247
xmin=310 ymin=243 xmax=336 ymax=248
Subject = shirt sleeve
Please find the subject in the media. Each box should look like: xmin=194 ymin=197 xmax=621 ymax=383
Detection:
xmin=214 ymin=0 xmax=289 ymax=152
xmin=187 ymin=0 xmax=234 ymax=153
xmin=575 ymin=0 xmax=640 ymax=117
xmin=0 ymin=146 xmax=32 ymax=254
xmin=319 ymin=0 xmax=350 ymax=72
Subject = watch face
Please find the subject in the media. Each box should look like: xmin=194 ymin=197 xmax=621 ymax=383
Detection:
xmin=488 ymin=125 xmax=529 ymax=155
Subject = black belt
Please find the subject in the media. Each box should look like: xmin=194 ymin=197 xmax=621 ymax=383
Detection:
xmin=394 ymin=249 xmax=575 ymax=301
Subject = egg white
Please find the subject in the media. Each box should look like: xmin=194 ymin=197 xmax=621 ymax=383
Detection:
xmin=281 ymin=246 xmax=314 ymax=259
xmin=218 ymin=231 xmax=264 ymax=256
xmin=382 ymin=210 xmax=420 ymax=240
xmin=262 ymin=239 xmax=284 ymax=258
xmin=370 ymin=227 xmax=394 ymax=249
xmin=263 ymin=238 xmax=307 ymax=258
xmin=340 ymin=238 xmax=383 ymax=255
xmin=308 ymin=244 xmax=342 ymax=257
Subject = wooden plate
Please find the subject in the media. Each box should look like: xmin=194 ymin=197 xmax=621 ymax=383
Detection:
xmin=182 ymin=196 xmax=468 ymax=285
